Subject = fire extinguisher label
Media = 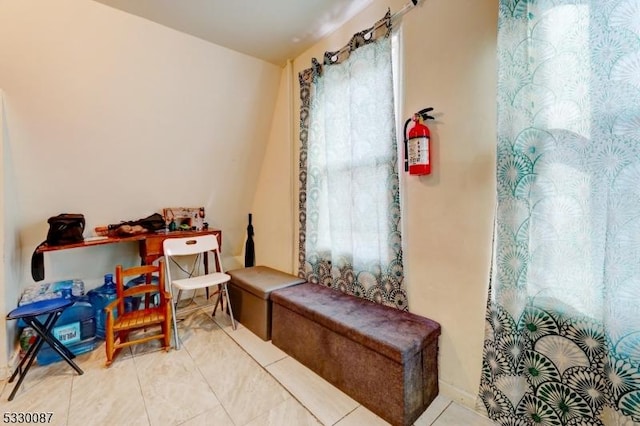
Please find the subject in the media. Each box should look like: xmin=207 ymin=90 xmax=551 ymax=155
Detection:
xmin=409 ymin=137 xmax=429 ymax=166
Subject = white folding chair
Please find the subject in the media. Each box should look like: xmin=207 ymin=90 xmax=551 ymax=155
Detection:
xmin=163 ymin=235 xmax=236 ymax=349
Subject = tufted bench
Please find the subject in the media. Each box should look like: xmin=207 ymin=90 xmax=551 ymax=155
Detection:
xmin=271 ymin=283 xmax=441 ymax=426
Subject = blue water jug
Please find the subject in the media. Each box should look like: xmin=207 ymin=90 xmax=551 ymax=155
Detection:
xmin=88 ymin=273 xmax=118 ymax=339
xmin=36 ymin=292 xmax=98 ymax=365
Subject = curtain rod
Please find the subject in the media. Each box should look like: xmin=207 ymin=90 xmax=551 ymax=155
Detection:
xmin=304 ymin=0 xmax=421 ymax=71
xmin=390 ymin=0 xmax=420 ymax=24
xmin=327 ymin=0 xmax=421 ymax=60
xmin=369 ymin=0 xmax=420 ymax=32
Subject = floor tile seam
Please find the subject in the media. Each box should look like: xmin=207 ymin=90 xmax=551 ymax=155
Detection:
xmin=428 ymin=400 xmax=452 ymax=426
xmin=63 ymin=372 xmax=75 ymax=426
xmin=131 ymin=351 xmax=155 ymax=426
xmin=212 ymin=325 xmax=309 ymax=423
xmin=136 ymin=357 xmax=227 ymax=425
xmin=185 ymin=313 xmax=323 ymax=425
xmin=277 ymin=394 xmax=326 ymax=426
xmin=220 ymin=330 xmax=324 ymax=426
xmin=217 ymin=336 xmax=296 ymax=423
xmin=180 ymin=317 xmax=242 ymax=425
xmin=225 ymin=332 xmax=287 ymax=368
xmin=66 ymin=365 xmax=132 ymax=426
xmin=182 ymin=347 xmax=226 ymax=409
xmin=260 ymin=385 xmax=325 ymax=426
xmin=66 ymin=361 xmax=95 ymax=426
xmin=331 ymin=404 xmax=361 ymax=425
xmin=259 ymin=353 xmax=288 ymax=369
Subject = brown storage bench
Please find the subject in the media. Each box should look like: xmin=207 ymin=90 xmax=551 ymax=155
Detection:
xmin=227 ymin=266 xmax=305 ymax=340
xmin=271 ymin=283 xmax=441 ymax=426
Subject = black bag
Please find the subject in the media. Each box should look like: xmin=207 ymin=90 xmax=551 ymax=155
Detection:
xmin=46 ymin=214 xmax=85 ymax=246
xmin=128 ymin=212 xmax=165 ymax=232
xmin=31 ymin=213 xmax=86 ymax=281
xmin=110 ymin=213 xmax=165 ymax=235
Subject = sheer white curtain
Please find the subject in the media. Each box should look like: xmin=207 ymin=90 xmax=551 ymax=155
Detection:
xmin=478 ymin=1 xmax=640 ymax=424
xmin=298 ymin=12 xmax=406 ymax=309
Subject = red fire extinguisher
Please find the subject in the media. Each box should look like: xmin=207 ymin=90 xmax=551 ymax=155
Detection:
xmin=404 ymin=107 xmax=435 ymax=176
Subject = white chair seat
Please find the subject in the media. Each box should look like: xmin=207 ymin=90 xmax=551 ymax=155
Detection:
xmin=173 ymin=272 xmax=230 ymax=291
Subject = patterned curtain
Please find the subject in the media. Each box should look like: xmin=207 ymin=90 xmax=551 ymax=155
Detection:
xmin=478 ymin=1 xmax=640 ymax=424
xmin=298 ymin=11 xmax=407 ymax=310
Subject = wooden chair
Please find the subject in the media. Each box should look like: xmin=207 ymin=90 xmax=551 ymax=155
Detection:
xmin=104 ymin=260 xmax=172 ymax=366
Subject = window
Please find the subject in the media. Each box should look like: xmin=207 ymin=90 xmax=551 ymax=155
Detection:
xmin=298 ymin=13 xmax=407 ymax=309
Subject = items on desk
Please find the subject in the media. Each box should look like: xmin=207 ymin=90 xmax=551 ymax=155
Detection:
xmin=105 ymin=212 xmax=165 ymax=236
xmin=46 ymin=214 xmax=86 ymax=246
xmin=162 ymin=207 xmax=205 ymax=231
xmin=31 ymin=213 xmax=86 ymax=282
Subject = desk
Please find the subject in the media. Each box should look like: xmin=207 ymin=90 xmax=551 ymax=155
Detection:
xmin=36 ymin=229 xmax=225 ymax=317
xmin=37 ymin=229 xmax=222 ymax=268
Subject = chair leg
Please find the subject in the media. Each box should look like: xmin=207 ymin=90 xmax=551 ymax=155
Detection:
xmin=212 ymin=285 xmax=223 ymax=317
xmin=105 ymin=333 xmax=113 ymax=366
xmin=222 ymin=283 xmax=237 ymax=330
xmin=170 ymin=288 xmax=181 ymax=350
xmin=163 ymin=303 xmax=172 ymax=351
xmin=8 ymin=337 xmax=44 ymax=401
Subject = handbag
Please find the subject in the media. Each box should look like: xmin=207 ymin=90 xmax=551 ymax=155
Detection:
xmin=31 ymin=213 xmax=85 ymax=281
xmin=46 ymin=213 xmax=85 ymax=246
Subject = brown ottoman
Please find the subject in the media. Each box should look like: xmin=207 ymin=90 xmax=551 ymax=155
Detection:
xmin=227 ymin=266 xmax=305 ymax=340
xmin=271 ymin=283 xmax=441 ymax=426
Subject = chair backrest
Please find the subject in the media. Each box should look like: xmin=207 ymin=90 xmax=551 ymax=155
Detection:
xmin=163 ymin=235 xmax=220 ymax=257
xmin=114 ymin=260 xmax=165 ymax=315
xmin=162 ymin=235 xmax=219 ymax=256
xmin=163 ymin=235 xmax=223 ymax=287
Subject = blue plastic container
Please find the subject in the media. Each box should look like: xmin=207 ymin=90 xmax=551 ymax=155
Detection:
xmin=36 ymin=295 xmax=98 ymax=366
xmin=87 ymin=274 xmax=118 ymax=340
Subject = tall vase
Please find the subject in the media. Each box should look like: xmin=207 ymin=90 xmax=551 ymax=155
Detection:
xmin=244 ymin=213 xmax=255 ymax=267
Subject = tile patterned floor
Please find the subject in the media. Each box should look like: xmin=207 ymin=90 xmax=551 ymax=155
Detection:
xmin=0 ymin=308 xmax=494 ymax=425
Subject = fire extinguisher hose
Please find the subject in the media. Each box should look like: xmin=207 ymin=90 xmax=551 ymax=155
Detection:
xmin=403 ymin=118 xmax=412 ymax=172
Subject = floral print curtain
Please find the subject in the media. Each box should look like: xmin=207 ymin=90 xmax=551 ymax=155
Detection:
xmin=478 ymin=1 xmax=640 ymax=424
xmin=298 ymin=11 xmax=407 ymax=310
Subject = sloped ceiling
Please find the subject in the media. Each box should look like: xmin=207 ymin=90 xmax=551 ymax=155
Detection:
xmin=91 ymin=0 xmax=376 ymax=66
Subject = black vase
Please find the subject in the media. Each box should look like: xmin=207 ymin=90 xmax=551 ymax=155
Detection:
xmin=244 ymin=213 xmax=255 ymax=267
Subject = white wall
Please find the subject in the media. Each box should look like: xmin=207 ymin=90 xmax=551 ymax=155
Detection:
xmin=0 ymin=0 xmax=281 ymax=369
xmin=250 ymin=62 xmax=296 ymax=273
xmin=256 ymin=0 xmax=498 ymax=408
xmin=1 ymin=89 xmax=23 ymax=372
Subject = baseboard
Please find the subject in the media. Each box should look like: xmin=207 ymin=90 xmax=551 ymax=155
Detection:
xmin=438 ymin=380 xmax=480 ymax=410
